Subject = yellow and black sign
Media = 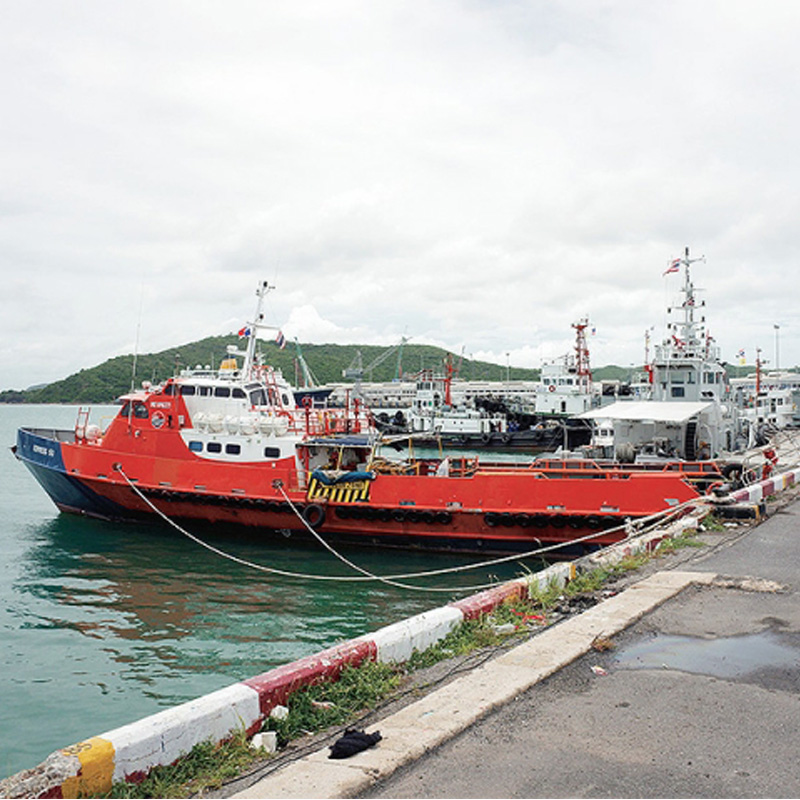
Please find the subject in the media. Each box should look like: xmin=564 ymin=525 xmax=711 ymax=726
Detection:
xmin=307 ymin=476 xmax=371 ymax=504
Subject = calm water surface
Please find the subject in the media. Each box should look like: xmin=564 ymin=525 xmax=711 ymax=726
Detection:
xmin=1 ymin=405 xmax=537 ymax=777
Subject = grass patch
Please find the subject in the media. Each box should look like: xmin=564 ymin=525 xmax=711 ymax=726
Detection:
xmin=104 ymin=727 xmax=260 ymax=798
xmin=267 ymin=660 xmax=403 ymax=745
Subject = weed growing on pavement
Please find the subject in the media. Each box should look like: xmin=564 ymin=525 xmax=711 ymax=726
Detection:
xmin=699 ymin=513 xmax=726 ymax=532
xmin=267 ymin=660 xmax=403 ymax=745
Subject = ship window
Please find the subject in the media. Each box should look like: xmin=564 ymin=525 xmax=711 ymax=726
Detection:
xmin=188 ymin=441 xmax=203 ymax=452
xmin=671 ymin=386 xmax=685 ymax=398
xmin=199 ymin=386 xmax=210 ymax=396
xmin=250 ymin=388 xmax=267 ymax=405
xmin=225 ymin=443 xmax=241 ymax=455
xmin=119 ymin=402 xmax=130 ymax=418
xmin=207 ymin=442 xmax=222 ymax=453
xmin=123 ymin=401 xmax=148 ymax=419
xmin=232 ymin=388 xmax=246 ymax=399
xmin=264 ymin=447 xmax=281 ymax=458
xmin=162 ymin=384 xmax=175 ymax=395
xmin=671 ymin=372 xmax=685 ymax=384
xmin=214 ymin=387 xmax=231 ymax=398
xmin=282 ymin=394 xmax=291 ymax=405
xmin=180 ymin=385 xmax=196 ymax=396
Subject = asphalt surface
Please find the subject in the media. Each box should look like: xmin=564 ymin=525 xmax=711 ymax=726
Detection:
xmin=361 ymin=498 xmax=800 ymax=799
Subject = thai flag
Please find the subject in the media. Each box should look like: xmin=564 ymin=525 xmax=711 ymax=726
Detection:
xmin=275 ymin=330 xmax=286 ymax=349
xmin=663 ymin=258 xmax=681 ymax=276
xmin=238 ymin=326 xmax=251 ymax=338
xmin=737 ymin=349 xmax=745 ymax=358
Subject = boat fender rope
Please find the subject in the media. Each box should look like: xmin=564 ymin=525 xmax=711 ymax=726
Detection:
xmin=112 ymin=466 xmax=705 ymax=588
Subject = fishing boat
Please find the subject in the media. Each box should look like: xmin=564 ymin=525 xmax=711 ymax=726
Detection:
xmin=14 ymin=282 xmax=711 ymax=558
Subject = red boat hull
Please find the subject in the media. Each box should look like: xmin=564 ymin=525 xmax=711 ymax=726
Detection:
xmin=16 ymin=424 xmax=701 ymax=557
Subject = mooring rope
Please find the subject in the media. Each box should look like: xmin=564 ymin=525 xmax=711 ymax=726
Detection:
xmin=115 ymin=466 xmax=705 ymax=592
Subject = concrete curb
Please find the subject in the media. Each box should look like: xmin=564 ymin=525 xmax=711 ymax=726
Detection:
xmin=0 ymin=496 xmax=737 ymax=798
xmin=729 ymin=466 xmax=800 ymax=504
xmin=231 ymin=570 xmax=718 ymax=799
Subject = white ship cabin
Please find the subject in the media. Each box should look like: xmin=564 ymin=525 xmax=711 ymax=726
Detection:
xmin=535 ymin=362 xmax=597 ymax=416
xmin=162 ymin=359 xmax=300 ymax=461
xmin=650 ymin=339 xmax=729 ymax=404
xmin=730 ymin=372 xmax=800 ymax=429
xmin=579 ymin=400 xmax=730 ymax=461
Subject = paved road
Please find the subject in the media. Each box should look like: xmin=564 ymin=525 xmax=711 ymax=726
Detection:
xmin=363 ymin=501 xmax=800 ymax=799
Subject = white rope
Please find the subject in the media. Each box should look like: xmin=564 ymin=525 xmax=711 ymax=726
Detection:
xmin=115 ymin=466 xmax=705 ymax=593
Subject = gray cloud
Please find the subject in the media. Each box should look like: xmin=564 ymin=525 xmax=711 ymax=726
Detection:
xmin=1 ymin=0 xmax=798 ymax=390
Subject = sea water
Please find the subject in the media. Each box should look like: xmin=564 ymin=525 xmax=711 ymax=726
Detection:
xmin=0 ymin=404 xmax=535 ymax=778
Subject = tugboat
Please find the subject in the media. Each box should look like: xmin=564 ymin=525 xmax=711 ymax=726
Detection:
xmin=15 ymin=282 xmax=709 ymax=558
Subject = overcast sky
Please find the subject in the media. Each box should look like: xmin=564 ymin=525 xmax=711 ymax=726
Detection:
xmin=2 ymin=0 xmax=798 ymax=391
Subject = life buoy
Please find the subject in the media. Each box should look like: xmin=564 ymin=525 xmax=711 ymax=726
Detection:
xmin=548 ymin=385 xmax=556 ymax=393
xmin=501 ymin=433 xmax=512 ymax=444
xmin=484 ymin=512 xmax=501 ymax=527
xmin=481 ymin=433 xmax=491 ymax=444
xmin=151 ymin=410 xmax=166 ymax=429
xmin=302 ymin=503 xmax=326 ymax=529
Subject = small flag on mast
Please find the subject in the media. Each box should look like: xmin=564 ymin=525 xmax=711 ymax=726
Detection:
xmin=275 ymin=330 xmax=286 ymax=349
xmin=663 ymin=258 xmax=681 ymax=276
xmin=238 ymin=326 xmax=251 ymax=338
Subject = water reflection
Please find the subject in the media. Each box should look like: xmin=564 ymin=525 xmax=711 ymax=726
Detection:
xmin=18 ymin=512 xmax=535 ymax=698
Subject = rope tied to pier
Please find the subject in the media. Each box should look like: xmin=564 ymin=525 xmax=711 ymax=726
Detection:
xmin=114 ymin=465 xmax=707 ymax=593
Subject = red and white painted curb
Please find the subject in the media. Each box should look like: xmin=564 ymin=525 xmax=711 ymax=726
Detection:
xmin=728 ymin=466 xmax=800 ymax=504
xmin=4 ymin=469 xmax=797 ymax=799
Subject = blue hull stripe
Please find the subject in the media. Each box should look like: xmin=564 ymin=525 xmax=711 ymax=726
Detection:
xmin=15 ymin=428 xmax=129 ymax=519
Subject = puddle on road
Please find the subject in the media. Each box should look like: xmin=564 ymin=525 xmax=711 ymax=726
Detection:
xmin=614 ymin=630 xmax=800 ymax=679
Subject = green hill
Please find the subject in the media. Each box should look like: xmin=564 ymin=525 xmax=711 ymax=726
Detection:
xmin=0 ymin=338 xmax=542 ymax=404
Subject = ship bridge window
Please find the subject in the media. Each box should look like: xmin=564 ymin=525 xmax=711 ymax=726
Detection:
xmin=671 ymin=386 xmax=685 ymax=398
xmin=214 ymin=387 xmax=231 ymax=398
xmin=233 ymin=388 xmax=246 ymax=399
xmin=199 ymin=386 xmax=210 ymax=397
xmin=250 ymin=388 xmax=267 ymax=406
xmin=671 ymin=372 xmax=685 ymax=384
xmin=180 ymin=385 xmax=196 ymax=396
xmin=119 ymin=401 xmax=149 ymax=419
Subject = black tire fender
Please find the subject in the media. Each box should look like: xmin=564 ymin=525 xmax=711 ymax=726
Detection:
xmin=302 ymin=503 xmax=326 ymax=529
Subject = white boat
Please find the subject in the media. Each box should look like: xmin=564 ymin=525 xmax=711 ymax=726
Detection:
xmin=579 ymin=248 xmax=747 ymax=461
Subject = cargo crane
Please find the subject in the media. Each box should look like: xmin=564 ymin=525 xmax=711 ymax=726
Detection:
xmin=343 ymin=336 xmax=410 ymax=397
